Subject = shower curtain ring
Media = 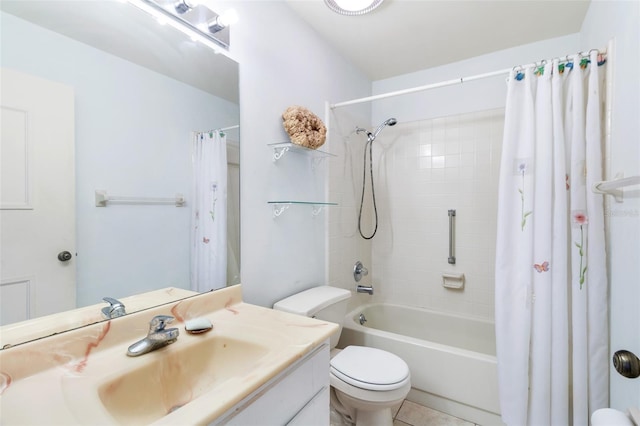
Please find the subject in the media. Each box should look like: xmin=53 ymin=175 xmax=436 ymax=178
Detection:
xmin=512 ymin=65 xmax=524 ymax=81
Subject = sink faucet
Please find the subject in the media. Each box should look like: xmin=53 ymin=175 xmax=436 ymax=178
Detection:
xmin=127 ymin=315 xmax=179 ymax=357
xmin=102 ymin=297 xmax=126 ymax=319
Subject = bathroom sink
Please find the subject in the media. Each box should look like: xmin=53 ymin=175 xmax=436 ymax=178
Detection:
xmin=97 ymin=335 xmax=270 ymax=424
xmin=0 ymin=285 xmax=339 ymax=425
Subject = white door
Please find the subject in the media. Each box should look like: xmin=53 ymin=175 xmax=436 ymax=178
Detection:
xmin=0 ymin=68 xmax=75 ymax=325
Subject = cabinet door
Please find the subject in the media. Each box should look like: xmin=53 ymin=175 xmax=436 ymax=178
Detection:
xmin=287 ymin=387 xmax=329 ymax=426
xmin=218 ymin=343 xmax=329 ymax=425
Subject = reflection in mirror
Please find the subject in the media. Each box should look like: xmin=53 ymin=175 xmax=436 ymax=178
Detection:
xmin=0 ymin=0 xmax=240 ymax=347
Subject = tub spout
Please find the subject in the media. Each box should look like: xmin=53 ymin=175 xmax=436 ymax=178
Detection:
xmin=357 ymin=285 xmax=374 ymax=295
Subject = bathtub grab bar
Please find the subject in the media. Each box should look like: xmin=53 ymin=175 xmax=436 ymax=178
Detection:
xmin=448 ymin=209 xmax=456 ymax=264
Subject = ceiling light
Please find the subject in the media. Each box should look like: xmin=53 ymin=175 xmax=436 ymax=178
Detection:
xmin=324 ymin=0 xmax=384 ymax=16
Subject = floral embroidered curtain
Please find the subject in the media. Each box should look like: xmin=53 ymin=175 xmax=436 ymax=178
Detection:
xmin=495 ymin=51 xmax=608 ymax=425
xmin=191 ymin=131 xmax=228 ymax=292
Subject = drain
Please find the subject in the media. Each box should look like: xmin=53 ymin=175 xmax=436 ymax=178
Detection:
xmin=359 ymin=313 xmax=367 ymax=325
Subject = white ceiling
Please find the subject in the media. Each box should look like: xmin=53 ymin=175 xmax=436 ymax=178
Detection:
xmin=285 ymin=0 xmax=591 ymax=81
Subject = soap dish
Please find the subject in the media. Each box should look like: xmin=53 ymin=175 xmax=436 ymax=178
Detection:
xmin=185 ymin=318 xmax=213 ymax=334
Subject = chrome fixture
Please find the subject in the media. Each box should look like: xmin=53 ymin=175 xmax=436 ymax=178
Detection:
xmin=355 ymin=118 xmax=397 ymax=144
xmin=325 ymin=0 xmax=385 ymax=16
xmin=173 ymin=0 xmax=198 ymax=14
xmin=127 ymin=0 xmax=237 ymax=51
xmin=353 ymin=261 xmax=369 ymax=282
xmin=448 ymin=209 xmax=456 ymax=264
xmin=358 ymin=313 xmax=367 ymax=325
xmin=127 ymin=315 xmax=179 ymax=357
xmin=101 ymin=297 xmax=126 ymax=319
xmin=355 ymin=118 xmax=397 ymax=239
xmin=357 ymin=285 xmax=374 ymax=295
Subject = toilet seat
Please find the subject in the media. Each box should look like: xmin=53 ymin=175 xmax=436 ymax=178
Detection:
xmin=330 ymin=346 xmax=410 ymax=391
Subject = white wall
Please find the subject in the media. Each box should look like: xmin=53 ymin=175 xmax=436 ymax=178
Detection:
xmin=579 ymin=0 xmax=640 ymax=411
xmin=1 ymin=12 xmax=239 ymax=307
xmin=227 ymin=1 xmax=371 ymax=308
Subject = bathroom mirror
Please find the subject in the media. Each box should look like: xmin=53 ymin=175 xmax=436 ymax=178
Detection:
xmin=0 ymin=0 xmax=240 ymax=346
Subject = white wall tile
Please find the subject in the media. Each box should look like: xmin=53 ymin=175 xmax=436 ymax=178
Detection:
xmin=368 ymin=109 xmax=504 ymax=320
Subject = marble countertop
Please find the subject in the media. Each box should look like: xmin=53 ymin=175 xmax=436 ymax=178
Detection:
xmin=0 ymin=285 xmax=339 ymax=424
xmin=0 ymin=287 xmax=198 ymax=349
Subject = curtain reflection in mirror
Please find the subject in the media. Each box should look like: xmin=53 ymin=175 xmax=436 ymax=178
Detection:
xmin=191 ymin=131 xmax=227 ymax=292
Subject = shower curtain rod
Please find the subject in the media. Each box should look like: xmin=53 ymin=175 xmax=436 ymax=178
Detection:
xmin=195 ymin=124 xmax=240 ymax=134
xmin=219 ymin=124 xmax=240 ymax=132
xmin=330 ymin=48 xmax=607 ymax=109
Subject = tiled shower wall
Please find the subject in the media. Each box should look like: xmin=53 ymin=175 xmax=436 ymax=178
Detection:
xmin=333 ymin=108 xmax=504 ymax=321
xmin=326 ymin=108 xmax=375 ymax=310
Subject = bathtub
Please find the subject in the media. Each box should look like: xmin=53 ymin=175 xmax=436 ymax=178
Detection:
xmin=338 ymin=303 xmax=503 ymax=426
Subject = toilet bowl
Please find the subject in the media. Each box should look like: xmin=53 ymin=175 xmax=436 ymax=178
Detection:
xmin=273 ymin=286 xmax=412 ymax=426
xmin=330 ymin=346 xmax=411 ymax=426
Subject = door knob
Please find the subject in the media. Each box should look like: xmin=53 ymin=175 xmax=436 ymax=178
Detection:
xmin=57 ymin=251 xmax=73 ymax=262
xmin=613 ymin=350 xmax=640 ymax=379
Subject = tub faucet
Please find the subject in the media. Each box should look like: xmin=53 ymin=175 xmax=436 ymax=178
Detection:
xmin=353 ymin=261 xmax=369 ymax=282
xmin=101 ymin=297 xmax=126 ymax=319
xmin=357 ymin=285 xmax=374 ymax=295
xmin=127 ymin=315 xmax=179 ymax=357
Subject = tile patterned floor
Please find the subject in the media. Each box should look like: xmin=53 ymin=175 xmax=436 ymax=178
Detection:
xmin=392 ymin=400 xmax=478 ymax=426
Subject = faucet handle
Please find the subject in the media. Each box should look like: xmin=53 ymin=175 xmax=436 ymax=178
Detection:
xmin=353 ymin=261 xmax=369 ymax=282
xmin=101 ymin=297 xmax=126 ymax=319
xmin=149 ymin=315 xmax=175 ymax=333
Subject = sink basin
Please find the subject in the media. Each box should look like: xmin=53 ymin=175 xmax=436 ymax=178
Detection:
xmin=97 ymin=335 xmax=269 ymax=424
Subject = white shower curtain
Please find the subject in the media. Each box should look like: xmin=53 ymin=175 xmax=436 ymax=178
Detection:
xmin=495 ymin=51 xmax=608 ymax=426
xmin=191 ymin=131 xmax=227 ymax=292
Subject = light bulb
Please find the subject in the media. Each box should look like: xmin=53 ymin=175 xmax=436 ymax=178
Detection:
xmin=217 ymin=9 xmax=238 ymax=27
xmin=207 ymin=9 xmax=238 ymax=33
xmin=333 ymin=0 xmax=374 ymax=12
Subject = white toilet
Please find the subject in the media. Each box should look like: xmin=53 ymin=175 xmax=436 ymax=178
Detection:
xmin=274 ymin=286 xmax=411 ymax=426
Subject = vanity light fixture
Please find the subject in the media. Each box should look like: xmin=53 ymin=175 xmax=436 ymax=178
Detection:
xmin=126 ymin=0 xmax=236 ymax=53
xmin=324 ymin=0 xmax=385 ymax=16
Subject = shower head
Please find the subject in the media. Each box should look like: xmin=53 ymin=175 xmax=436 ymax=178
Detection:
xmin=355 ymin=117 xmax=397 ymax=142
xmin=371 ymin=117 xmax=397 ymax=140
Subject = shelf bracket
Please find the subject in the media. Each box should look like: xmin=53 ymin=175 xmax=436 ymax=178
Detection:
xmin=273 ymin=146 xmax=290 ymax=162
xmin=272 ymin=203 xmax=290 ymax=218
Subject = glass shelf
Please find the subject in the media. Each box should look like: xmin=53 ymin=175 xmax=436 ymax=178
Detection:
xmin=268 ymin=201 xmax=338 ymax=217
xmin=268 ymin=142 xmax=336 ymax=162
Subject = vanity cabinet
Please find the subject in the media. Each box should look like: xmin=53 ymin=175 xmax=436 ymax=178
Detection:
xmin=213 ymin=342 xmax=330 ymax=425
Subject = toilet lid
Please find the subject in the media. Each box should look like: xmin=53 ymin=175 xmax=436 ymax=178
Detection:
xmin=330 ymin=346 xmax=410 ymax=391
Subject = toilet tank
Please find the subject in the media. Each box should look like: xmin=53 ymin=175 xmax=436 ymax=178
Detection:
xmin=273 ymin=286 xmax=351 ymax=349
